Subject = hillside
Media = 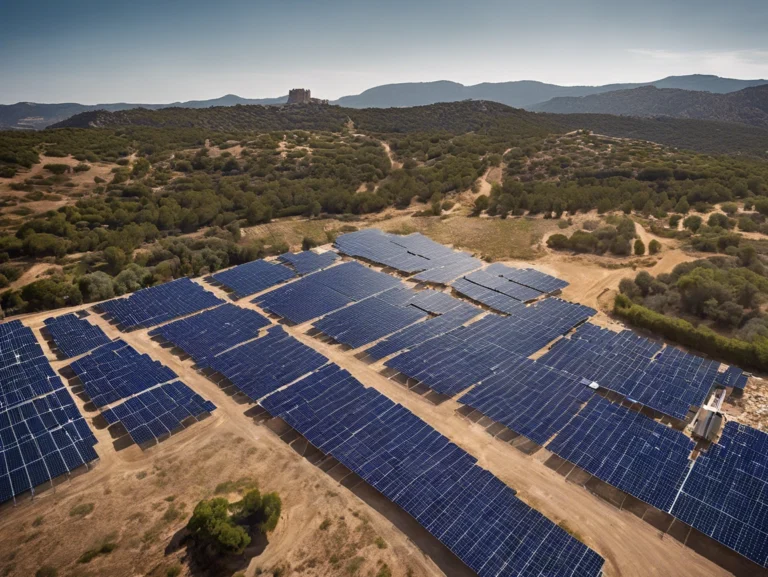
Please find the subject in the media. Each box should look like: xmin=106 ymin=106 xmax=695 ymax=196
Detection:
xmin=0 ymin=94 xmax=287 ymax=130
xmin=332 ymin=75 xmax=768 ymax=109
xmin=532 ymin=85 xmax=768 ymax=128
xmin=49 ymin=100 xmax=768 ymax=157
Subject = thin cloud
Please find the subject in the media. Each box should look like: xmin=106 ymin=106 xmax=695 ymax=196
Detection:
xmin=627 ymin=49 xmax=768 ymax=78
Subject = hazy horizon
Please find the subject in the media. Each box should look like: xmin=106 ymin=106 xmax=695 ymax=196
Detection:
xmin=2 ymin=0 xmax=767 ymax=105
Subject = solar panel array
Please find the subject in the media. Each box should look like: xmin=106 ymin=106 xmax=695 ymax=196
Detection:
xmin=463 ymin=270 xmax=544 ymax=302
xmin=335 ymin=229 xmax=482 ymax=284
xmin=261 ymin=364 xmax=605 ymax=577
xmin=69 ymin=340 xmax=177 ymax=408
xmin=208 ymin=325 xmax=328 ymax=401
xmin=459 ymin=357 xmax=594 ymax=445
xmin=0 ymin=388 xmax=99 ymax=503
xmin=255 ymin=261 xmax=401 ymax=324
xmin=313 ymin=293 xmax=428 ymax=349
xmin=451 ymin=277 xmax=527 ymax=314
xmin=99 ymin=277 xmax=224 ymax=330
xmin=211 ymin=259 xmax=296 ymax=299
xmin=670 ymin=421 xmax=768 ymax=568
xmin=540 ymin=323 xmax=720 ymax=420
xmin=101 ymin=381 xmax=216 ymax=446
xmin=278 ymin=250 xmax=339 ymax=274
xmin=148 ymin=304 xmax=270 ymax=366
xmin=547 ymin=397 xmax=695 ymax=512
xmin=43 ymin=314 xmax=111 ymax=359
xmin=0 ymin=320 xmax=66 ymax=411
xmin=486 ymin=263 xmax=569 ymax=294
xmin=365 ymin=307 xmax=480 ymax=361
xmin=718 ymin=366 xmax=749 ymax=390
xmin=0 ymin=320 xmax=98 ymax=503
xmin=386 ymin=299 xmax=594 ymax=396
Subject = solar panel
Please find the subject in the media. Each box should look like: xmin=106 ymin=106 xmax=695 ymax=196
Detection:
xmin=670 ymin=422 xmax=768 ymax=568
xmin=547 ymin=396 xmax=695 ymax=512
xmin=43 ymin=313 xmax=111 ymax=359
xmin=210 ymin=259 xmax=296 ymax=299
xmin=255 ymin=261 xmax=401 ymax=324
xmin=451 ymin=277 xmax=526 ymax=314
xmin=0 ymin=320 xmax=98 ymax=504
xmin=278 ymin=250 xmax=339 ymax=275
xmin=335 ymin=230 xmax=483 ymax=285
xmin=539 ymin=323 xmax=720 ymax=421
xmin=101 ymin=381 xmax=216 ymax=448
xmin=486 ymin=262 xmax=569 ymax=293
xmin=261 ymin=364 xmax=604 ymax=577
xmin=207 ymin=325 xmax=328 ymax=401
xmin=463 ymin=270 xmax=544 ymax=302
xmin=148 ymin=303 xmax=270 ymax=366
xmin=718 ymin=366 xmax=748 ymax=390
xmin=313 ymin=294 xmax=428 ymax=349
xmin=69 ymin=340 xmax=177 ymax=408
xmin=99 ymin=278 xmax=224 ymax=330
xmin=0 ymin=320 xmax=65 ymax=411
xmin=459 ymin=356 xmax=594 ymax=445
xmin=385 ymin=299 xmax=594 ymax=396
xmin=365 ymin=307 xmax=480 ymax=360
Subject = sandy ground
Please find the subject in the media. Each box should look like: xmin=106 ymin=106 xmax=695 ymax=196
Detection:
xmin=8 ymin=262 xmax=62 ymax=290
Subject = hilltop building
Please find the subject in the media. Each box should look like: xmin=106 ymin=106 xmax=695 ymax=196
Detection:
xmin=287 ymin=88 xmax=328 ymax=105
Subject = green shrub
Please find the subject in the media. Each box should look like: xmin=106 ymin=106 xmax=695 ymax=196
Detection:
xmin=78 ymin=542 xmax=117 ymax=564
xmin=43 ymin=163 xmax=70 ymax=175
xmin=69 ymin=503 xmax=94 ymax=517
xmin=35 ymin=567 xmax=57 ymax=577
xmin=648 ymin=239 xmax=661 ymax=255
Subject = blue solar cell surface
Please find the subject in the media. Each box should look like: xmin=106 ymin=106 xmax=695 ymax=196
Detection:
xmin=335 ymin=230 xmax=482 ymax=284
xmin=208 ymin=326 xmax=328 ymax=401
xmin=278 ymin=250 xmax=339 ymax=274
xmin=459 ymin=357 xmax=594 ymax=445
xmin=101 ymin=381 xmax=216 ymax=447
xmin=43 ymin=313 xmax=111 ymax=359
xmin=69 ymin=340 xmax=177 ymax=408
xmin=99 ymin=277 xmax=224 ymax=330
xmin=261 ymin=364 xmax=604 ymax=577
xmin=547 ymin=396 xmax=695 ymax=512
xmin=463 ymin=270 xmax=544 ymax=302
xmin=366 ymin=307 xmax=480 ymax=360
xmin=718 ymin=366 xmax=749 ymax=390
xmin=451 ymin=277 xmax=525 ymax=314
xmin=148 ymin=304 xmax=270 ymax=366
xmin=0 ymin=320 xmax=64 ymax=411
xmin=486 ymin=262 xmax=569 ymax=293
xmin=255 ymin=261 xmax=401 ymax=324
xmin=670 ymin=421 xmax=768 ymax=568
xmin=0 ymin=386 xmax=99 ymax=504
xmin=540 ymin=323 xmax=720 ymax=420
xmin=385 ymin=299 xmax=594 ymax=395
xmin=211 ymin=259 xmax=296 ymax=299
xmin=0 ymin=320 xmax=98 ymax=504
xmin=313 ymin=293 xmax=428 ymax=349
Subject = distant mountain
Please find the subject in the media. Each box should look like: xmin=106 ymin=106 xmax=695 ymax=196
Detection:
xmin=0 ymin=94 xmax=287 ymax=130
xmin=332 ymin=75 xmax=768 ymax=109
xmin=531 ymin=85 xmax=768 ymax=128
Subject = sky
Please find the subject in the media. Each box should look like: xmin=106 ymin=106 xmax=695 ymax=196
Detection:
xmin=1 ymin=0 xmax=767 ymax=104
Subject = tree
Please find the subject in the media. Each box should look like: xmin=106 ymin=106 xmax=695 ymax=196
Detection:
xmin=668 ymin=215 xmax=681 ymax=229
xmin=79 ymin=272 xmax=115 ymax=302
xmin=720 ymin=202 xmax=738 ymax=216
xmin=246 ymin=200 xmax=272 ymax=225
xmin=188 ymin=498 xmax=251 ymax=555
xmin=707 ymin=213 xmax=730 ymax=229
xmin=683 ymin=215 xmax=703 ymax=232
xmin=634 ymin=239 xmax=645 ymax=256
xmin=103 ymin=247 xmax=127 ymax=275
xmin=634 ymin=271 xmax=653 ymax=295
xmin=21 ymin=278 xmax=82 ymax=312
xmin=648 ymin=239 xmax=662 ymax=255
xmin=472 ymin=195 xmax=489 ymax=216
xmin=546 ymin=234 xmax=570 ymax=250
xmin=674 ymin=197 xmax=690 ymax=214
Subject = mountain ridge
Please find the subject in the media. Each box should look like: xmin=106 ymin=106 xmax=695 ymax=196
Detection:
xmin=531 ymin=84 xmax=768 ymax=128
xmin=4 ymin=74 xmax=767 ymax=130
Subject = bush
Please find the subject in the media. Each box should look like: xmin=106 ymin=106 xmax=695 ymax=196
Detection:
xmin=21 ymin=278 xmax=82 ymax=312
xmin=78 ymin=542 xmax=117 ymax=564
xmin=648 ymin=239 xmax=661 ymax=255
xmin=79 ymin=272 xmax=115 ymax=302
xmin=720 ymin=202 xmax=738 ymax=215
xmin=634 ymin=239 xmax=645 ymax=255
xmin=614 ymin=294 xmax=768 ymax=371
xmin=73 ymin=163 xmax=91 ymax=173
xmin=683 ymin=215 xmax=703 ymax=232
xmin=43 ymin=163 xmax=70 ymax=175
xmin=35 ymin=567 xmax=57 ymax=577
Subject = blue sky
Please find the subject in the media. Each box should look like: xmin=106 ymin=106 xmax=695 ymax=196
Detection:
xmin=1 ymin=0 xmax=767 ymax=104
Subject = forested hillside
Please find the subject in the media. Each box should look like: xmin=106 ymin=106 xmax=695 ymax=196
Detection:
xmin=533 ymin=85 xmax=768 ymax=128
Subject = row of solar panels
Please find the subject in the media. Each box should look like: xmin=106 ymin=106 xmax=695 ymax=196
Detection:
xmin=0 ymin=321 xmax=99 ymax=504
